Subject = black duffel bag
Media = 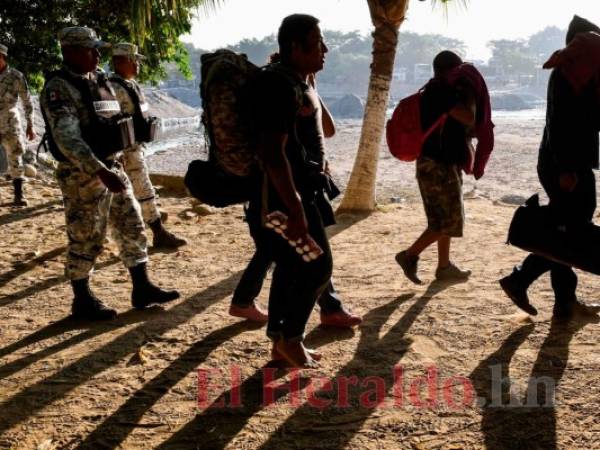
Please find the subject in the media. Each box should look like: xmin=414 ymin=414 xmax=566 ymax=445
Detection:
xmin=507 ymin=194 xmax=600 ymax=275
xmin=184 ymin=159 xmax=256 ymax=208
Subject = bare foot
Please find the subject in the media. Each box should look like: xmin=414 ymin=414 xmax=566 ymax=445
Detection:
xmin=273 ymin=340 xmax=319 ymax=368
xmin=271 ymin=344 xmax=322 ymax=361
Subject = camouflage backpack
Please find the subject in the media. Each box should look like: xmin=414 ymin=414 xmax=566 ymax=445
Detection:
xmin=186 ymin=50 xmax=305 ymax=207
xmin=200 ymin=49 xmax=260 ymax=177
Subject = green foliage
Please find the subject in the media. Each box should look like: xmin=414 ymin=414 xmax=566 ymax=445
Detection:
xmin=0 ymin=0 xmax=210 ymax=91
xmin=167 ymin=30 xmax=466 ymax=91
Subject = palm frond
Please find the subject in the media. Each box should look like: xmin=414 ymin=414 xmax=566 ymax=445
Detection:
xmin=430 ymin=0 xmax=468 ymax=21
xmin=130 ymin=0 xmax=222 ymax=43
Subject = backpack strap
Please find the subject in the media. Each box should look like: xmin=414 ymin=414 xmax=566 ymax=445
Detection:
xmin=419 ymin=78 xmax=448 ymax=143
xmin=422 ymin=113 xmax=448 ymax=142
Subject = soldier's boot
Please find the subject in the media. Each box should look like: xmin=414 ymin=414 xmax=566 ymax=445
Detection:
xmin=71 ymin=278 xmax=117 ymax=320
xmin=149 ymin=218 xmax=187 ymax=249
xmin=12 ymin=178 xmax=28 ymax=207
xmin=130 ymin=262 xmax=180 ymax=310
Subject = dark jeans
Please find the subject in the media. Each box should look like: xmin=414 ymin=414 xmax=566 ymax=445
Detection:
xmin=233 ymin=191 xmax=342 ymax=314
xmin=243 ymin=197 xmax=333 ymax=341
xmin=512 ymin=166 xmax=596 ymax=306
xmin=232 ymin=247 xmax=343 ymax=313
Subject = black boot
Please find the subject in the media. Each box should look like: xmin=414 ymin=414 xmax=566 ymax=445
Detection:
xmin=130 ymin=262 xmax=180 ymax=310
xmin=499 ymin=274 xmax=538 ymax=316
xmin=13 ymin=178 xmax=28 ymax=207
xmin=71 ymin=278 xmax=117 ymax=320
xmin=149 ymin=218 xmax=187 ymax=249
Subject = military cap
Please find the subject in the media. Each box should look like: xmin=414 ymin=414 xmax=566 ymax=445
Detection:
xmin=112 ymin=42 xmax=145 ymax=60
xmin=0 ymin=44 xmax=7 ymax=56
xmin=58 ymin=26 xmax=110 ymax=48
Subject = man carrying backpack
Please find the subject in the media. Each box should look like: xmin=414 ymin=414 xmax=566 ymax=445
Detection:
xmin=40 ymin=27 xmax=179 ymax=320
xmin=396 ymin=51 xmax=476 ymax=285
xmin=110 ymin=42 xmax=187 ymax=249
xmin=229 ymin=55 xmax=362 ymax=329
xmin=241 ymin=14 xmax=334 ymax=367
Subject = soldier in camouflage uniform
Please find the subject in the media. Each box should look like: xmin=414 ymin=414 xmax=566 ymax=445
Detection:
xmin=40 ymin=27 xmax=179 ymax=321
xmin=110 ymin=43 xmax=186 ymax=249
xmin=0 ymin=43 xmax=36 ymax=206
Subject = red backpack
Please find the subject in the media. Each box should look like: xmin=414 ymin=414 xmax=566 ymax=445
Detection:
xmin=386 ymin=90 xmax=447 ymax=162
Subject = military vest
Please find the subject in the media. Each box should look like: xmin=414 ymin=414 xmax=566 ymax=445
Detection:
xmin=42 ymin=69 xmax=135 ymax=163
xmin=109 ymin=76 xmax=158 ymax=144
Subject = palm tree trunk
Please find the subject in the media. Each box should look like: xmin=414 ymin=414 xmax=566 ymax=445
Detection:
xmin=338 ymin=0 xmax=408 ymax=213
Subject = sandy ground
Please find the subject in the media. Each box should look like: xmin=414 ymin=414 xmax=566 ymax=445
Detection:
xmin=0 ymin=166 xmax=599 ymax=449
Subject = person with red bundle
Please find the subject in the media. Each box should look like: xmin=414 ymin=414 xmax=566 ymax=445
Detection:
xmin=500 ymin=16 xmax=600 ymax=320
xmin=396 ymin=51 xmax=493 ymax=285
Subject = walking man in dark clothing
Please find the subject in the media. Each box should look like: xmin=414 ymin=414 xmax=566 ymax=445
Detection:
xmin=241 ymin=14 xmax=335 ymax=367
xmin=229 ymin=58 xmax=362 ymax=328
xmin=499 ymin=16 xmax=600 ymax=320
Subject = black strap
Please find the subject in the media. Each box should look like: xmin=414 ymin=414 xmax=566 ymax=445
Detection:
xmin=109 ymin=76 xmax=145 ymax=119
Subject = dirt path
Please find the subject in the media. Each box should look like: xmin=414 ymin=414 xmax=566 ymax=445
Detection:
xmin=0 ymin=179 xmax=598 ymax=449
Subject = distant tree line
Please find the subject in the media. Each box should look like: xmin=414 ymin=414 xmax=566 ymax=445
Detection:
xmin=165 ymin=26 xmax=565 ymax=97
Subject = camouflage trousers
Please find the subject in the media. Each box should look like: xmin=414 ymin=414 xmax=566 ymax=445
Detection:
xmin=0 ymin=113 xmax=25 ymax=179
xmin=56 ymin=161 xmax=148 ymax=281
xmin=121 ymin=145 xmax=160 ymax=224
xmin=416 ymin=157 xmax=464 ymax=238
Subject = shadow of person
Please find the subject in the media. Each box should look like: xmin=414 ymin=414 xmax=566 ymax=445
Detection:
xmin=157 ymin=278 xmax=465 ymax=450
xmin=0 ymin=246 xmax=66 ymax=289
xmin=0 ymin=271 xmax=243 ymax=436
xmin=74 ymin=320 xmax=264 ymax=450
xmin=0 ymin=255 xmax=120 ymax=308
xmin=0 ymin=199 xmax=62 ymax=226
xmin=471 ymin=312 xmax=597 ymax=450
xmin=470 ymin=323 xmax=535 ymax=449
xmin=0 ymin=307 xmax=166 ymax=380
xmin=153 ymin=315 xmax=358 ymax=450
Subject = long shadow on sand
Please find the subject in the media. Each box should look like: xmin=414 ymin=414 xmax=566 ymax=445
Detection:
xmin=78 ymin=320 xmax=356 ymax=449
xmin=0 ymin=246 xmax=66 ymax=289
xmin=0 ymin=308 xmax=167 ymax=380
xmin=0 ymin=271 xmax=242 ymax=437
xmin=0 ymin=211 xmax=369 ymax=442
xmin=0 ymin=246 xmax=169 ymax=308
xmin=74 ymin=320 xmax=264 ymax=449
xmin=471 ymin=315 xmax=596 ymax=450
xmin=157 ymin=279 xmax=463 ymax=449
xmin=0 ymin=199 xmax=62 ymax=226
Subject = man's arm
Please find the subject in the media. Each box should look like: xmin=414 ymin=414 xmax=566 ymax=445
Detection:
xmin=448 ymin=84 xmax=476 ymax=128
xmin=259 ymin=131 xmax=308 ymax=241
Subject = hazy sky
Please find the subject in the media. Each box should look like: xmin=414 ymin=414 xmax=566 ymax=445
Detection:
xmin=183 ymin=0 xmax=600 ymax=60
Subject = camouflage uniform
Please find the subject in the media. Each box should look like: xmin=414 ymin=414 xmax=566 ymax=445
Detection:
xmin=0 ymin=60 xmax=34 ymax=179
xmin=41 ymin=65 xmax=148 ymax=280
xmin=111 ymin=73 xmax=160 ymax=224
